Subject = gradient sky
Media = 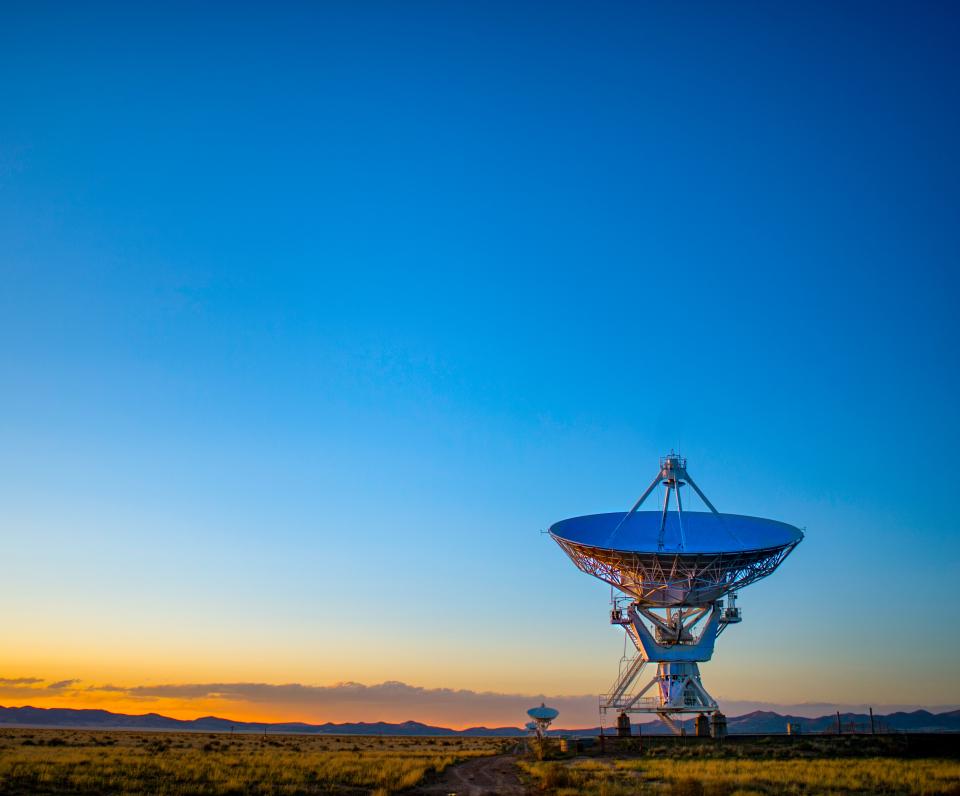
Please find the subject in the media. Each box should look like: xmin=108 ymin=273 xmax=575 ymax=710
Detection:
xmin=1 ymin=1 xmax=958 ymax=728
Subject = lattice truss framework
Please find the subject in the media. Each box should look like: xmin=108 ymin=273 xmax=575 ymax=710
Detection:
xmin=552 ymin=538 xmax=800 ymax=607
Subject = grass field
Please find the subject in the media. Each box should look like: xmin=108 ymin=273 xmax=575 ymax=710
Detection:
xmin=520 ymin=756 xmax=960 ymax=795
xmin=2 ymin=728 xmax=958 ymax=795
xmin=0 ymin=728 xmax=505 ymax=795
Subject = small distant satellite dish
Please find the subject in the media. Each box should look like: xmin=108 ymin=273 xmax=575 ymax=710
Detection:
xmin=527 ymin=704 xmax=559 ymax=722
xmin=526 ymin=703 xmax=559 ymax=743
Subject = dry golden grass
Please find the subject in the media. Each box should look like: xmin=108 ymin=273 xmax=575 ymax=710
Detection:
xmin=521 ymin=756 xmax=960 ymax=795
xmin=0 ymin=728 xmax=506 ymax=794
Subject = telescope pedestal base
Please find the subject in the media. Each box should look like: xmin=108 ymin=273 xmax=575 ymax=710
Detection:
xmin=649 ymin=661 xmax=718 ymax=715
xmin=603 ymin=660 xmax=719 ymax=736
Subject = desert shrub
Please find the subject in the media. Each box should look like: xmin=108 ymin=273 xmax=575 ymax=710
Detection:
xmin=671 ymin=777 xmax=705 ymax=796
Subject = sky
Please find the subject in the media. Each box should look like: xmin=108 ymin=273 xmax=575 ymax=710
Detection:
xmin=1 ymin=1 xmax=958 ymax=729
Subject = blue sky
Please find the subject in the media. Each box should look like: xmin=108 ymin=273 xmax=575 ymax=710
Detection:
xmin=1 ymin=1 xmax=958 ymax=725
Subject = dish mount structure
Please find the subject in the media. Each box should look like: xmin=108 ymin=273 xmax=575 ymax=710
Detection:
xmin=549 ymin=453 xmax=802 ymax=735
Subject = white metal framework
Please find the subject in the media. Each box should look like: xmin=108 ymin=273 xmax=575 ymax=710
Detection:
xmin=552 ymin=535 xmax=798 ymax=607
xmin=549 ymin=453 xmax=802 ymax=735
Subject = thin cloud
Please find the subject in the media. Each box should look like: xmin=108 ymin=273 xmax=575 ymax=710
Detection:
xmin=47 ymin=679 xmax=81 ymax=690
xmin=0 ymin=676 xmax=81 ymax=701
xmin=104 ymin=680 xmax=590 ymax=706
xmin=82 ymin=680 xmax=599 ymax=726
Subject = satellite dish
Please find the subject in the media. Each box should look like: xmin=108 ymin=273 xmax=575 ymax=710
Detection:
xmin=548 ymin=453 xmax=802 ymax=735
xmin=527 ymin=704 xmax=560 ymax=722
xmin=526 ymin=703 xmax=559 ymax=743
xmin=550 ymin=511 xmax=801 ymax=606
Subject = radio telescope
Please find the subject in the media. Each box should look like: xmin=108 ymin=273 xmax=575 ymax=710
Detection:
xmin=526 ymin=704 xmax=559 ymax=741
xmin=549 ymin=453 xmax=802 ymax=735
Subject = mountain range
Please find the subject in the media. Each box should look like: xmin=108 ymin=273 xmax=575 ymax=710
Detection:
xmin=1 ymin=705 xmax=959 ymax=735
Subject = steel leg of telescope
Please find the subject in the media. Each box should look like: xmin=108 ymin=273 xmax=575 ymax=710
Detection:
xmin=628 ymin=473 xmax=666 ymax=514
xmin=686 ymin=675 xmax=716 ymax=707
xmin=674 ymin=482 xmax=686 ymax=550
xmin=657 ymin=487 xmax=671 ymax=552
xmin=606 ymin=473 xmax=664 ymax=544
xmin=622 ymin=676 xmax=657 ymax=710
xmin=684 ymin=472 xmax=719 ymax=514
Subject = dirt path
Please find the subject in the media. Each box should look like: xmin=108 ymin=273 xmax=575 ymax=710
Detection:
xmin=410 ymin=754 xmax=527 ymax=795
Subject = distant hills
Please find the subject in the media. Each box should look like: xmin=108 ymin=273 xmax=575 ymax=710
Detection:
xmin=626 ymin=708 xmax=960 ymax=736
xmin=1 ymin=704 xmax=958 ymax=736
xmin=0 ymin=706 xmax=517 ymax=736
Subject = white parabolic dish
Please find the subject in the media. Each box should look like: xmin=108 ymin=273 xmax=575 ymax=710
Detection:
xmin=527 ymin=705 xmax=559 ymax=721
xmin=549 ymin=510 xmax=802 ymax=607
